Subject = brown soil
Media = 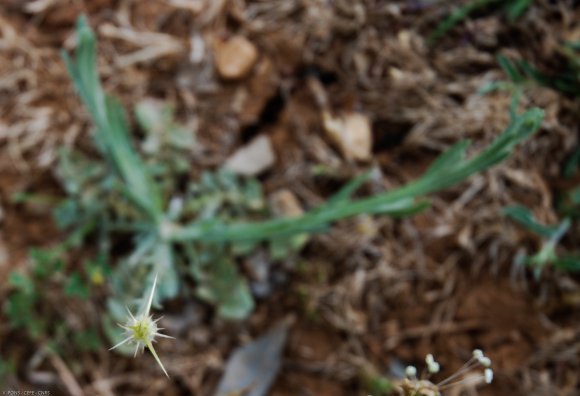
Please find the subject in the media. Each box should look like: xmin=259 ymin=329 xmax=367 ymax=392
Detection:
xmin=1 ymin=1 xmax=580 ymax=395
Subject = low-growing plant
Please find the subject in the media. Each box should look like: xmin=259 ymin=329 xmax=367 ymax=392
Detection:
xmin=521 ymin=41 xmax=580 ymax=97
xmin=4 ymin=247 xmax=103 ymax=352
xmin=2 ymin=15 xmax=545 ymax=363
xmin=0 ymin=14 xmax=548 ymax=388
xmin=486 ymin=51 xmax=580 ymax=275
xmin=504 ymin=139 xmax=580 ymax=277
xmin=479 ymin=55 xmax=534 ymax=121
xmin=504 ymin=205 xmax=579 ymax=275
xmin=57 ymin=15 xmax=544 ymax=327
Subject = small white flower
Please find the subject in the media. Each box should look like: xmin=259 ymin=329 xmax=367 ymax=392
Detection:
xmin=436 ymin=349 xmax=494 ymax=391
xmin=425 ymin=354 xmax=440 ymax=374
xmin=484 ymin=368 xmax=493 ymax=384
xmin=472 ymin=349 xmax=491 ymax=367
xmin=405 ymin=365 xmax=417 ymax=378
xmin=109 ymin=274 xmax=174 ymax=377
xmin=428 ymin=361 xmax=440 ymax=374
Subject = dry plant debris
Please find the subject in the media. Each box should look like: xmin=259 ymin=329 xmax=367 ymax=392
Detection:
xmin=0 ymin=1 xmax=579 ymax=395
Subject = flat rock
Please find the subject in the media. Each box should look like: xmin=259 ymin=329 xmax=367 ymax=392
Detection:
xmin=224 ymin=135 xmax=275 ymax=175
xmin=214 ymin=320 xmax=291 ymax=396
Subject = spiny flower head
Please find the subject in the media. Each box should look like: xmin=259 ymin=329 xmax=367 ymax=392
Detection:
xmin=110 ymin=274 xmax=174 ymax=377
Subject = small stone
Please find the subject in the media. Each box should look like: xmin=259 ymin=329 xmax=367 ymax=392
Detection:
xmin=322 ymin=111 xmax=372 ymax=161
xmin=270 ymin=189 xmax=304 ymax=218
xmin=251 ymin=281 xmax=272 ymax=299
xmin=224 ymin=135 xmax=275 ymax=175
xmin=245 ymin=252 xmax=270 ymax=282
xmin=214 ymin=321 xmax=290 ymax=396
xmin=214 ymin=35 xmax=259 ymax=80
xmin=189 ymin=34 xmax=206 ymax=64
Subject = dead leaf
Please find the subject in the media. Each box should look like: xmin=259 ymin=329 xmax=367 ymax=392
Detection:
xmin=214 ymin=320 xmax=291 ymax=396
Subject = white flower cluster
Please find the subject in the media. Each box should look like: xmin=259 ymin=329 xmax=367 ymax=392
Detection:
xmin=401 ymin=349 xmax=494 ymax=395
xmin=472 ymin=349 xmax=493 ymax=384
xmin=425 ymin=353 xmax=440 ymax=374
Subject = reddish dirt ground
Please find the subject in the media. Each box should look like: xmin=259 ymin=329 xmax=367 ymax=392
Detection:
xmin=1 ymin=1 xmax=579 ymax=395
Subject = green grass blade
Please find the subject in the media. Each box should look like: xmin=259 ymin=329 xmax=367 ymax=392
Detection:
xmin=430 ymin=0 xmax=531 ymax=44
xmin=171 ymin=109 xmax=544 ymax=243
xmin=497 ymin=55 xmax=525 ymax=84
xmin=62 ymin=16 xmax=163 ymax=221
xmin=326 ymin=170 xmax=372 ymax=207
xmin=564 ymin=146 xmax=580 ymax=178
xmin=424 ymin=140 xmax=470 ymax=178
xmin=555 ymin=256 xmax=580 ymax=272
xmin=504 ymin=0 xmax=533 ymax=21
xmin=503 ymin=205 xmax=561 ymax=238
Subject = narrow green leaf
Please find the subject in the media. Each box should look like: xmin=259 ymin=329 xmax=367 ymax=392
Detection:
xmin=503 ymin=205 xmax=570 ymax=241
xmin=152 ymin=244 xmax=179 ymax=301
xmin=555 ymin=256 xmax=580 ymax=272
xmin=504 ymin=205 xmax=561 ymax=238
xmin=62 ymin=16 xmax=164 ymax=222
xmin=424 ymin=141 xmax=469 ymax=178
xmin=171 ymin=109 xmax=543 ymax=243
xmin=564 ymin=146 xmax=580 ymax=178
xmin=327 ymin=171 xmax=372 ymax=207
xmin=504 ymin=0 xmax=533 ymax=21
xmin=497 ymin=55 xmax=524 ymax=84
xmin=429 ymin=0 xmax=501 ymax=43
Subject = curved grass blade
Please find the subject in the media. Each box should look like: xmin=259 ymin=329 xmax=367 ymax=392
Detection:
xmin=62 ymin=16 xmax=163 ymax=221
xmin=171 ymin=109 xmax=544 ymax=243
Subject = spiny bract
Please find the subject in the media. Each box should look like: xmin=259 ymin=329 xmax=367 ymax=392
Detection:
xmin=109 ymin=274 xmax=174 ymax=377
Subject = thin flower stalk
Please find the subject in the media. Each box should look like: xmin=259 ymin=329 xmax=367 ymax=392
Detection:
xmin=399 ymin=350 xmax=494 ymax=395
